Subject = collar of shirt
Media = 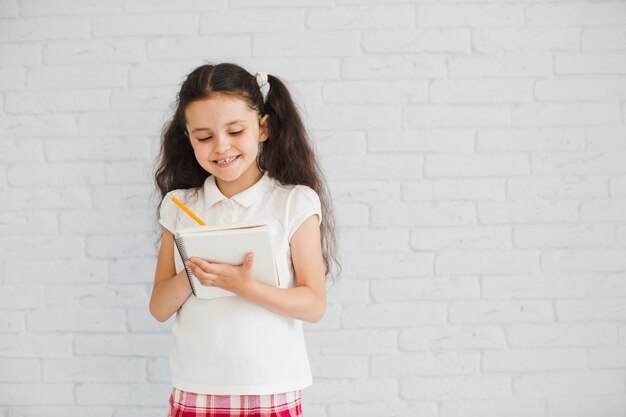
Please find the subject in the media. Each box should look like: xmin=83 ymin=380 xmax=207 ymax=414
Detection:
xmin=203 ymin=171 xmax=269 ymax=209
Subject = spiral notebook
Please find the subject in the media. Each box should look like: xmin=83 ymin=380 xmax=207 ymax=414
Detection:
xmin=173 ymin=220 xmax=279 ymax=299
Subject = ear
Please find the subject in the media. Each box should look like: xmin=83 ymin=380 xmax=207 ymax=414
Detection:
xmin=259 ymin=114 xmax=270 ymax=143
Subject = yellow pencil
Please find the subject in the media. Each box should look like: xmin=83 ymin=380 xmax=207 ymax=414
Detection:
xmin=171 ymin=196 xmax=206 ymax=225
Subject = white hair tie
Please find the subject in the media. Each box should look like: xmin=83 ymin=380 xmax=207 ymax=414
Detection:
xmin=255 ymin=72 xmax=270 ymax=103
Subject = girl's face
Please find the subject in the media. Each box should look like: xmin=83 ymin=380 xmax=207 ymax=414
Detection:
xmin=184 ymin=94 xmax=269 ymax=193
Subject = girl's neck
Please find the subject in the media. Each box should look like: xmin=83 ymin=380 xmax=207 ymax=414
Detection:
xmin=214 ymin=165 xmax=264 ymax=199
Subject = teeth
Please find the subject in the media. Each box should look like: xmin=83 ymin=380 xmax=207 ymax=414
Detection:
xmin=216 ymin=156 xmax=237 ymax=164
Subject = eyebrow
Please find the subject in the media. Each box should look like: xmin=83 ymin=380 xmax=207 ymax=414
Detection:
xmin=191 ymin=119 xmax=247 ymax=133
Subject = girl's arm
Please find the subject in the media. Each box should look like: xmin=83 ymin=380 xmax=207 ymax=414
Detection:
xmin=244 ymin=214 xmax=327 ymax=322
xmin=186 ymin=215 xmax=327 ymax=323
xmin=149 ymin=227 xmax=193 ymax=322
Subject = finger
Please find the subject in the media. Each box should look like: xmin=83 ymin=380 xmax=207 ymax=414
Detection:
xmin=243 ymin=252 xmax=254 ymax=269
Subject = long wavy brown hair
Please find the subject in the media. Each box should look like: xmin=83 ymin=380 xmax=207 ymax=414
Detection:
xmin=153 ymin=62 xmax=340 ymax=281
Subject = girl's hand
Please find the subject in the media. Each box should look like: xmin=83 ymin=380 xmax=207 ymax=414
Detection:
xmin=184 ymin=253 xmax=257 ymax=297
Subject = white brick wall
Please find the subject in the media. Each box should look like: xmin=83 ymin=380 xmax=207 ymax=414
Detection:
xmin=0 ymin=0 xmax=625 ymax=416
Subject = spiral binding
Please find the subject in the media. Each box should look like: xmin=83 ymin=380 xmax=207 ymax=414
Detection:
xmin=174 ymin=232 xmax=197 ymax=296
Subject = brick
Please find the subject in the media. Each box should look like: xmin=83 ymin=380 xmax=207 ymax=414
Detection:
xmin=0 ymin=42 xmax=42 ymax=66
xmin=323 ymin=79 xmax=428 ymax=104
xmin=425 ymin=153 xmax=529 ymax=177
xmin=20 ymin=0 xmax=121 ymax=15
xmin=305 ymin=329 xmax=398 ymax=355
xmin=44 ymin=137 xmax=151 ymax=162
xmin=309 ymin=5 xmax=413 ymax=30
xmin=0 ymin=211 xmax=57 ymax=235
xmin=542 ymin=249 xmax=626 ymax=272
xmin=557 ymin=298 xmax=626 ymax=321
xmin=0 ymin=114 xmax=77 ymax=137
xmin=549 ymin=396 xmax=626 ymax=417
xmin=473 ymin=27 xmax=579 ymax=53
xmin=507 ymin=323 xmax=617 ymax=348
xmin=536 ymin=77 xmax=626 ymax=101
xmin=483 ymin=348 xmax=586 ymax=372
xmin=78 ymin=111 xmax=164 ymax=137
xmin=0 ymin=358 xmax=40 ymax=382
xmin=478 ymin=201 xmax=579 ymax=224
xmin=147 ymin=37 xmax=250 ymax=62
xmin=0 ymin=383 xmax=73 ymax=405
xmin=305 ymin=378 xmax=398 ymax=403
xmin=43 ymin=39 xmax=146 ymax=64
xmin=335 ymin=202 xmax=368 ymax=227
xmin=0 ymin=236 xmax=84 ymax=260
xmin=532 ymin=150 xmax=626 ymax=175
xmin=45 ymin=285 xmax=149 ymax=309
xmin=343 ymin=301 xmax=445 ymax=328
xmin=0 ymin=17 xmax=89 ymax=41
xmin=403 ymin=178 xmax=506 ymax=200
xmin=410 ymin=226 xmax=511 ymax=250
xmin=329 ymin=402 xmax=436 ymax=417
xmin=43 ymin=357 xmax=145 ymax=382
xmin=513 ymin=372 xmax=624 ymax=398
xmin=0 ymin=334 xmax=71 ymax=358
xmin=513 ymin=224 xmax=614 ymax=248
xmin=583 ymin=28 xmax=626 ymax=51
xmin=4 ymin=259 xmax=106 ymax=284
xmin=75 ymin=382 xmax=169 ymax=406
xmin=363 ymin=28 xmax=469 ymax=53
xmin=87 ymin=234 xmax=155 ymax=258
xmin=339 ymin=228 xmax=410 ymax=252
xmin=399 ymin=326 xmax=506 ymax=351
xmin=0 ymin=139 xmax=45 ymax=162
xmin=402 ymin=375 xmax=511 ymax=400
xmin=0 ymin=67 xmax=25 ymax=91
xmin=449 ymin=300 xmax=552 ymax=323
xmin=322 ymin=155 xmax=421 ymax=180
xmin=27 ymin=64 xmax=128 ymax=89
xmin=0 ymin=187 xmax=90 ymax=210
xmin=7 ymin=162 xmax=106 ymax=186
xmin=125 ymin=0 xmax=222 ymax=12
xmin=430 ymin=78 xmax=533 ymax=103
xmin=417 ymin=4 xmax=523 ymax=27
xmin=315 ymin=131 xmax=367 ymax=155
xmin=449 ymin=53 xmax=552 ymax=78
xmin=371 ymin=276 xmax=479 ymax=301
xmin=482 ymin=272 xmax=626 ymax=299
xmin=200 ymin=9 xmax=303 ymax=33
xmin=27 ymin=309 xmax=126 ymax=332
xmin=342 ymin=251 xmax=434 ymax=278
xmin=588 ymin=347 xmax=626 ymax=368
xmin=5 ymin=89 xmax=110 ymax=113
xmin=342 ymin=54 xmax=447 ymax=79
xmin=403 ymin=104 xmax=510 ymax=128
xmin=556 ymin=52 xmax=626 ymax=74
xmin=254 ymin=31 xmax=360 ymax=57
xmin=581 ymin=200 xmax=626 ymax=221
xmin=508 ymin=176 xmax=608 ymax=199
xmin=441 ymin=400 xmax=545 ymax=417
xmin=368 ymin=129 xmax=474 ymax=152
xmin=526 ymin=2 xmax=626 ymax=26
xmin=371 ymin=202 xmax=476 ymax=226
xmin=308 ymin=104 xmax=401 ymax=130
xmin=308 ymin=354 xmax=368 ymax=378
xmin=513 ymin=102 xmax=619 ymax=126
xmin=373 ymin=351 xmax=478 ymax=377
xmin=92 ymin=14 xmax=198 ymax=37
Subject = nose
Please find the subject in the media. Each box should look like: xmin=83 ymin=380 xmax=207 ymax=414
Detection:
xmin=213 ymin=134 xmax=231 ymax=154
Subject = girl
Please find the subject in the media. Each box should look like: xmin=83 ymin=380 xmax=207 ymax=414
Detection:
xmin=150 ymin=62 xmax=340 ymax=417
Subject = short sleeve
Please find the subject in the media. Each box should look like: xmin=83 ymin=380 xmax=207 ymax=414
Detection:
xmin=158 ymin=191 xmax=178 ymax=233
xmin=287 ymin=185 xmax=322 ymax=242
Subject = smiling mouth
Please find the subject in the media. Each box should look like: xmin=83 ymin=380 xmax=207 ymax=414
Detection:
xmin=213 ymin=155 xmax=240 ymax=165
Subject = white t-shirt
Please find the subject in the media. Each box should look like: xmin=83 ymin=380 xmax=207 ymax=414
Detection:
xmin=158 ymin=170 xmax=322 ymax=395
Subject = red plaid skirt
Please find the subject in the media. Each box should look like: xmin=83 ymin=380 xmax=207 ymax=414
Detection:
xmin=167 ymin=387 xmax=303 ymax=417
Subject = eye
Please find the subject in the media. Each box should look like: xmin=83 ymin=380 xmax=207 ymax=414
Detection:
xmin=197 ymin=130 xmax=243 ymax=142
xmin=231 ymin=130 xmax=243 ymax=135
